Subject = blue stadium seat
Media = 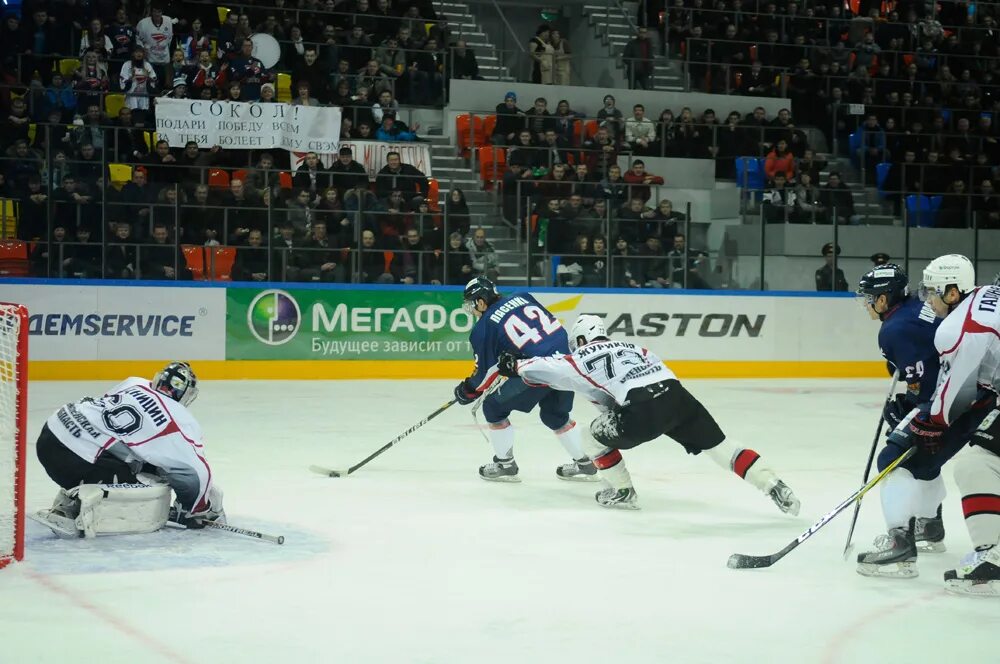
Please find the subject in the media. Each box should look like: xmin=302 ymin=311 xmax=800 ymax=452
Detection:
xmin=905 ymin=194 xmax=938 ymax=227
xmin=734 ymin=157 xmax=765 ymax=190
xmin=849 ymin=130 xmax=862 ymax=167
xmin=875 ymin=162 xmax=891 ymax=198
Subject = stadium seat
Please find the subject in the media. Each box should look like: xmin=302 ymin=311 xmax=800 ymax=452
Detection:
xmin=456 ymin=114 xmax=484 ymax=158
xmin=58 ymin=58 xmax=80 ymax=78
xmin=875 ymin=162 xmax=891 ymax=198
xmin=27 ymin=124 xmax=36 ymax=146
xmin=734 ymin=157 xmax=765 ymax=191
xmin=478 ymin=146 xmax=506 ymax=189
xmin=383 ymin=250 xmax=395 ymax=274
xmin=848 ymin=130 xmax=862 ymax=166
xmin=0 ymin=199 xmax=17 ymax=239
xmin=108 ymin=163 xmax=132 ymax=189
xmin=232 ymin=169 xmax=249 ymax=183
xmin=427 ymin=178 xmax=440 ymax=211
xmin=583 ymin=119 xmax=599 ymax=141
xmin=482 ymin=115 xmax=497 ymax=145
xmin=276 ymin=73 xmax=292 ymax=102
xmin=905 ymin=195 xmax=939 ymax=227
xmin=181 ymin=245 xmax=206 ymax=280
xmin=217 ymin=6 xmax=232 ymax=26
xmin=0 ymin=240 xmax=29 ymax=277
xmin=209 ymin=38 xmax=218 ymax=59
xmin=105 ymin=93 xmax=126 ymax=118
xmin=278 ymin=171 xmax=293 ymax=189
xmin=208 ymin=169 xmax=230 ymax=189
xmin=209 ymin=246 xmax=237 ymax=281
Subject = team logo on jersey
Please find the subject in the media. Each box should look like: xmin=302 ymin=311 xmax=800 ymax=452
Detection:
xmin=247 ymin=289 xmax=300 ymax=345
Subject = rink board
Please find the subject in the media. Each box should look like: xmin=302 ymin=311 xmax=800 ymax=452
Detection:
xmin=0 ymin=280 xmax=885 ymax=379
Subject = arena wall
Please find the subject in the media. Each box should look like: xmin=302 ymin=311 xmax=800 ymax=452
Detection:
xmin=2 ymin=280 xmax=885 ymax=380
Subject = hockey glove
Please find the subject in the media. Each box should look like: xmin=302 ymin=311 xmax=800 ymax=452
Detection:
xmin=171 ymin=486 xmax=226 ymax=529
xmin=496 ymin=352 xmax=520 ymax=378
xmin=453 ymin=380 xmax=479 ymax=406
xmin=907 ymin=413 xmax=946 ymax=454
xmin=883 ymin=394 xmax=916 ymax=429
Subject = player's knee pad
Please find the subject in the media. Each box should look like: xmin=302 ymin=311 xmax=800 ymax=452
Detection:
xmin=877 ymin=441 xmax=917 ymax=473
xmin=539 ymin=408 xmax=570 ymax=431
xmin=71 ymin=481 xmax=172 ymax=538
xmin=590 ymin=411 xmax=628 ymax=448
xmin=954 ymin=445 xmax=1000 ymax=493
xmin=481 ymin=395 xmax=511 ymax=425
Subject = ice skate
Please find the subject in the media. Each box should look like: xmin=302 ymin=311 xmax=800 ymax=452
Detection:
xmin=556 ymin=458 xmax=599 ymax=482
xmin=479 ymin=456 xmax=520 ymax=482
xmin=766 ymin=479 xmax=801 ymax=516
xmin=857 ymin=518 xmax=918 ymax=578
xmin=944 ymin=546 xmax=1000 ymax=597
xmin=915 ymin=505 xmax=946 ymax=553
xmin=595 ymin=486 xmax=639 ymax=510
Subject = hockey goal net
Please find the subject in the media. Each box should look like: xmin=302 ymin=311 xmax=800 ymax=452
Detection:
xmin=0 ymin=303 xmax=26 ymax=569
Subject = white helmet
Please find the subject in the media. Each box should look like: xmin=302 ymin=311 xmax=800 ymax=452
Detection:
xmin=921 ymin=254 xmax=976 ymax=300
xmin=569 ymin=314 xmax=608 ymax=351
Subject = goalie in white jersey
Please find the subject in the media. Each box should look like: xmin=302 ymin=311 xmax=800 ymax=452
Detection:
xmin=496 ymin=315 xmax=800 ymax=512
xmin=32 ymin=362 xmax=225 ymax=539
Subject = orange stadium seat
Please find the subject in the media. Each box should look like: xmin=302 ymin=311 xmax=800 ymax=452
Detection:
xmin=209 ymin=246 xmax=237 ymax=281
xmin=427 ymin=178 xmax=440 ymax=211
xmin=0 ymin=240 xmax=29 ymax=277
xmin=278 ymin=171 xmax=293 ymax=189
xmin=208 ymin=169 xmax=230 ymax=189
xmin=481 ymin=115 xmax=497 ymax=145
xmin=232 ymin=169 xmax=249 ymax=183
xmin=478 ymin=146 xmax=506 ymax=190
xmin=182 ymin=245 xmax=206 ymax=280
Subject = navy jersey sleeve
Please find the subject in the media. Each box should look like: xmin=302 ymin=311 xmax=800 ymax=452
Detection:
xmin=878 ymin=299 xmax=941 ymax=402
xmin=466 ymin=319 xmax=501 ymax=392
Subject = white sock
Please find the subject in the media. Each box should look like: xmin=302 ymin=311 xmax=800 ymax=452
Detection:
xmin=880 ymin=467 xmax=918 ymax=530
xmin=488 ymin=420 xmax=515 ymax=459
xmin=705 ymin=439 xmax=777 ymax=493
xmin=914 ymin=475 xmax=946 ymax=519
xmin=553 ymin=420 xmax=585 ymax=460
xmin=580 ymin=428 xmax=632 ymax=489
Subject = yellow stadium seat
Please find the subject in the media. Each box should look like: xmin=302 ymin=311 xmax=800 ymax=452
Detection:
xmin=105 ymin=93 xmax=126 ymax=118
xmin=210 ymin=38 xmax=218 ymax=59
xmin=0 ymin=199 xmax=17 ymax=240
xmin=27 ymin=123 xmax=36 ymax=145
xmin=276 ymin=72 xmax=292 ymax=102
xmin=58 ymin=58 xmax=81 ymax=78
xmin=217 ymin=6 xmax=232 ymax=26
xmin=108 ymin=163 xmax=132 ymax=189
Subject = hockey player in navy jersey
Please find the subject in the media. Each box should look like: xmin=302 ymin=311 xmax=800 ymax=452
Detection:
xmin=452 ymin=277 xmax=591 ymax=482
xmin=857 ymin=256 xmax=996 ymax=578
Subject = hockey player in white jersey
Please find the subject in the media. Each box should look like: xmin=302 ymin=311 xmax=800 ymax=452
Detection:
xmin=32 ymin=362 xmax=225 ymax=538
xmin=495 ymin=314 xmax=800 ymax=512
xmin=918 ymin=270 xmax=1000 ymax=595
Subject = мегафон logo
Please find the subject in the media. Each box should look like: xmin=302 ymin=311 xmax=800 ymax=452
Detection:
xmin=247 ymin=290 xmax=301 ymax=345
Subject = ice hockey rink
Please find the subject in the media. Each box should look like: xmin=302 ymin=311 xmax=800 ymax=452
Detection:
xmin=3 ymin=378 xmax=997 ymax=664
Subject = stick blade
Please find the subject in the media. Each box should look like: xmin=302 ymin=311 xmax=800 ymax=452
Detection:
xmin=309 ymin=465 xmax=344 ymax=478
xmin=727 ymin=553 xmax=776 ymax=569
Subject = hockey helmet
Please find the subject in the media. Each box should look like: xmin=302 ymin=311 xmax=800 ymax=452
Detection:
xmin=569 ymin=314 xmax=608 ymax=351
xmin=463 ymin=276 xmax=501 ymax=316
xmin=153 ymin=362 xmax=199 ymax=406
xmin=919 ymin=254 xmax=976 ymax=303
xmin=857 ymin=263 xmax=909 ymax=317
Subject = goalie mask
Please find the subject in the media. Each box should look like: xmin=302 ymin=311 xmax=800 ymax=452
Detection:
xmin=153 ymin=362 xmax=199 ymax=406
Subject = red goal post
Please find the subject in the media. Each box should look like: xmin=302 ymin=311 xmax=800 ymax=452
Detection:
xmin=0 ymin=303 xmax=27 ymax=569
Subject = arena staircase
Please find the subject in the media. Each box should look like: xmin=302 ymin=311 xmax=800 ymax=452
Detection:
xmin=433 ymin=1 xmax=515 ymax=82
xmin=582 ymin=2 xmax=684 ymax=91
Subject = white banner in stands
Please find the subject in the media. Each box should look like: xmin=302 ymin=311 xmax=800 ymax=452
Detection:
xmin=291 ymin=140 xmax=433 ymax=178
xmin=530 ymin=292 xmax=883 ymax=362
xmin=155 ymin=99 xmax=341 ymax=154
xmin=0 ymin=285 xmax=225 ymax=361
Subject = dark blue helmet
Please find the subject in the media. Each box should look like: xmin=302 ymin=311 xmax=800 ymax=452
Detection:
xmin=857 ymin=263 xmax=909 ymax=316
xmin=152 ymin=362 xmax=199 ymax=406
xmin=463 ymin=276 xmax=500 ymax=314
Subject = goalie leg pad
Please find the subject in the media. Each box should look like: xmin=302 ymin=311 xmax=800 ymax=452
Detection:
xmin=72 ymin=482 xmax=173 ymax=537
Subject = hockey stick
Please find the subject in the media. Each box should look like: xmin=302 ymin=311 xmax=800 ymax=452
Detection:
xmin=727 ymin=445 xmax=916 ymax=570
xmin=310 ymin=399 xmax=457 ymax=477
xmin=201 ymin=520 xmax=285 ymax=545
xmin=842 ymin=372 xmax=900 ymax=559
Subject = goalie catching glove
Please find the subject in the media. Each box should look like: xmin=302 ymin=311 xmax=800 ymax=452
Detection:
xmin=170 ymin=485 xmax=226 ymax=529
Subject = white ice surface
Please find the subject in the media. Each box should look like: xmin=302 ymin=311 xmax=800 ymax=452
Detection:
xmin=1 ymin=379 xmax=997 ymax=664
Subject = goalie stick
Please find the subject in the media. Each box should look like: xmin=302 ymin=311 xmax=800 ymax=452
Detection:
xmin=727 ymin=445 xmax=916 ymax=570
xmin=310 ymin=399 xmax=457 ymax=477
xmin=842 ymin=372 xmax=899 ymax=559
xmin=200 ymin=520 xmax=284 ymax=545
